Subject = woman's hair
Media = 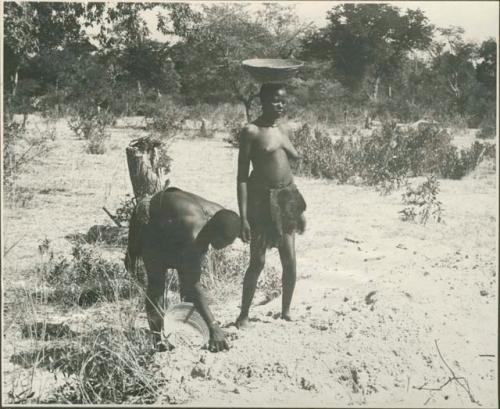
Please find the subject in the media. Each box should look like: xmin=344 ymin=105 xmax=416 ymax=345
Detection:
xmin=259 ymin=83 xmax=286 ymax=104
xmin=209 ymin=209 xmax=240 ymax=240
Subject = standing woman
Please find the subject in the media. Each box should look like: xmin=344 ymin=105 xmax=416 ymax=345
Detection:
xmin=235 ymin=75 xmax=307 ymax=328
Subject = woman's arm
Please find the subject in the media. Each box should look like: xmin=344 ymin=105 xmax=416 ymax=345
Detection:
xmin=179 ymin=262 xmax=229 ymax=352
xmin=237 ymin=126 xmax=253 ymax=242
xmin=282 ymin=125 xmax=300 ymax=160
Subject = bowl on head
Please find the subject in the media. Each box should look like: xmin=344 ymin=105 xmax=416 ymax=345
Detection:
xmin=162 ymin=302 xmax=210 ymax=349
xmin=242 ymin=58 xmax=304 ymax=83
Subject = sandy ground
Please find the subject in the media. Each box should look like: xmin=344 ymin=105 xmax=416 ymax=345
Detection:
xmin=2 ymin=117 xmax=498 ymax=407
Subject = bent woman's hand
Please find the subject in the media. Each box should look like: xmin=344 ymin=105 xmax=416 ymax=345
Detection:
xmin=209 ymin=326 xmax=230 ymax=352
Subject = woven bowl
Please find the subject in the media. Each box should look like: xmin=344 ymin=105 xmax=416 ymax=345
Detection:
xmin=162 ymin=302 xmax=210 ymax=348
xmin=242 ymin=58 xmax=304 ymax=83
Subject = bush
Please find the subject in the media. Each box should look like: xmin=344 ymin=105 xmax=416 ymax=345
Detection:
xmin=201 ymin=247 xmax=248 ymax=297
xmin=256 ymin=266 xmax=282 ymax=304
xmin=145 ymin=97 xmax=188 ymax=142
xmin=45 ymin=243 xmax=138 ymax=307
xmin=399 ymin=175 xmax=443 ymax=225
xmin=68 ymin=105 xmax=113 ymax=154
xmin=441 ymin=141 xmax=496 ymax=179
xmin=68 ymin=106 xmax=114 ymax=140
xmin=477 ymin=113 xmax=496 ymax=140
xmin=223 ymin=111 xmax=246 ymax=147
xmin=291 ymin=122 xmax=496 ymax=190
xmin=477 ymin=125 xmax=496 ymax=140
xmin=114 ymin=195 xmax=137 ymax=225
xmin=86 ymin=135 xmax=108 ymax=155
xmin=3 ymin=115 xmax=53 ymax=206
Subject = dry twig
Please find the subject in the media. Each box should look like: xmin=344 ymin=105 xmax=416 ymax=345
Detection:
xmin=414 ymin=339 xmax=481 ymax=406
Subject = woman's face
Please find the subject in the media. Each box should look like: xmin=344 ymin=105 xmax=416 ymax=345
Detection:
xmin=262 ymin=88 xmax=287 ymax=118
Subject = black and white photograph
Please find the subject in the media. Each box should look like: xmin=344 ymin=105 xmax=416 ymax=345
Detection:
xmin=1 ymin=1 xmax=498 ymax=406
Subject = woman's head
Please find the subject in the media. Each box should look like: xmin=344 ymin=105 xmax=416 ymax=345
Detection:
xmin=206 ymin=209 xmax=241 ymax=249
xmin=259 ymin=83 xmax=287 ymax=119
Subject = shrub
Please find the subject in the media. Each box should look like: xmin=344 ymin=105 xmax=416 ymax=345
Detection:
xmin=291 ymin=122 xmax=496 ymax=190
xmin=399 ymin=175 xmax=443 ymax=225
xmin=86 ymin=134 xmax=108 ymax=155
xmin=145 ymin=97 xmax=188 ymax=142
xmin=45 ymin=243 xmax=138 ymax=307
xmin=477 ymin=125 xmax=496 ymax=140
xmin=477 ymin=112 xmax=496 ymax=140
xmin=222 ymin=109 xmax=246 ymax=147
xmin=114 ymin=195 xmax=137 ymax=225
xmin=440 ymin=141 xmax=496 ymax=179
xmin=197 ymin=118 xmax=214 ymax=139
xmin=68 ymin=107 xmax=114 ymax=140
xmin=68 ymin=105 xmax=113 ymax=154
xmin=256 ymin=266 xmax=282 ymax=304
xmin=201 ymin=247 xmax=248 ymax=299
xmin=3 ymin=116 xmax=53 ymax=206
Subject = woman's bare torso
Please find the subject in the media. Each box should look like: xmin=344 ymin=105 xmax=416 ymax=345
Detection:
xmin=249 ymin=125 xmax=294 ymax=187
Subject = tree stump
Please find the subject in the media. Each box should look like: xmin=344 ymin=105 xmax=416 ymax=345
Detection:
xmin=126 ymin=136 xmax=169 ymax=199
xmin=125 ymin=136 xmax=171 ymax=289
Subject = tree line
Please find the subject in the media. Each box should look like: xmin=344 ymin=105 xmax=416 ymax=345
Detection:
xmin=3 ymin=2 xmax=497 ymax=129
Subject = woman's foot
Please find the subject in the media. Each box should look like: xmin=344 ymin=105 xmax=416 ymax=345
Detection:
xmin=235 ymin=315 xmax=251 ymax=329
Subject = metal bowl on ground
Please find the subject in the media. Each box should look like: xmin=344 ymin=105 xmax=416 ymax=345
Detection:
xmin=162 ymin=302 xmax=210 ymax=348
xmin=242 ymin=58 xmax=304 ymax=83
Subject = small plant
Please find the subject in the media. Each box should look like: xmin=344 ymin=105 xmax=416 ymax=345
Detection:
xmin=223 ymin=111 xmax=246 ymax=147
xmin=201 ymin=247 xmax=249 ymax=300
xmin=68 ymin=107 xmax=114 ymax=140
xmin=145 ymin=97 xmax=188 ymax=142
xmin=197 ymin=118 xmax=214 ymax=138
xmin=399 ymin=175 xmax=443 ymax=225
xmin=477 ymin=124 xmax=496 ymax=140
xmin=257 ymin=266 xmax=282 ymax=304
xmin=68 ymin=106 xmax=112 ymax=154
xmin=114 ymin=195 xmax=137 ymax=225
xmin=86 ymin=134 xmax=108 ymax=154
xmin=3 ymin=117 xmax=53 ymax=206
xmin=46 ymin=243 xmax=138 ymax=307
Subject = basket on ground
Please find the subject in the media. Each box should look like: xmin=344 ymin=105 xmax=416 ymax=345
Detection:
xmin=162 ymin=302 xmax=210 ymax=348
xmin=242 ymin=58 xmax=304 ymax=83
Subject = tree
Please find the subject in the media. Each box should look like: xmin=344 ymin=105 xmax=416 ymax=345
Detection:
xmin=476 ymin=38 xmax=497 ymax=91
xmin=3 ymin=2 xmax=104 ymax=98
xmin=301 ymin=4 xmax=434 ymax=101
xmin=166 ymin=3 xmax=311 ymax=120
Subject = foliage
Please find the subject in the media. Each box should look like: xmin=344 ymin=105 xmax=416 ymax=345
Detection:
xmin=302 ymin=4 xmax=434 ymax=97
xmin=3 ymin=3 xmax=496 ymax=134
xmin=201 ymin=247 xmax=248 ymax=295
xmin=256 ymin=266 xmax=282 ymax=304
xmin=144 ymin=96 xmax=188 ymax=142
xmin=168 ymin=3 xmax=312 ymax=120
xmin=223 ymin=111 xmax=246 ymax=147
xmin=399 ymin=175 xmax=443 ymax=225
xmin=114 ymin=195 xmax=137 ymax=225
xmin=67 ymin=105 xmax=113 ymax=154
xmin=3 ymin=115 xmax=54 ymax=206
xmin=45 ymin=243 xmax=138 ymax=307
xmin=291 ymin=122 xmax=496 ymax=190
xmin=477 ymin=113 xmax=496 ymax=139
